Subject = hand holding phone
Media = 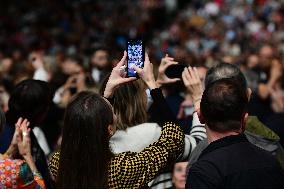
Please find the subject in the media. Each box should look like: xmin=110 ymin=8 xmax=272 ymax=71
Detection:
xmin=104 ymin=51 xmax=136 ymax=98
xmin=127 ymin=39 xmax=145 ymax=77
xmin=132 ymin=53 xmax=157 ymax=90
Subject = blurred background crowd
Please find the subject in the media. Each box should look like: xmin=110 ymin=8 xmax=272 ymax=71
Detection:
xmin=0 ymin=0 xmax=284 ymax=161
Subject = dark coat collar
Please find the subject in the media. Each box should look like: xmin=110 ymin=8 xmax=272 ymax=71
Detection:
xmin=199 ymin=134 xmax=248 ymax=159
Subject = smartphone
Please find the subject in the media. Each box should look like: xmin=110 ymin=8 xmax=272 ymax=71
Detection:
xmin=127 ymin=39 xmax=145 ymax=77
xmin=165 ymin=64 xmax=187 ymax=78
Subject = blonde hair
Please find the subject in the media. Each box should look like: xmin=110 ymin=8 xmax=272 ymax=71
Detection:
xmin=113 ymin=80 xmax=148 ymax=130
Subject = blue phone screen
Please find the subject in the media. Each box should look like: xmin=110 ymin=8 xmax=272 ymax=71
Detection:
xmin=127 ymin=40 xmax=143 ymax=77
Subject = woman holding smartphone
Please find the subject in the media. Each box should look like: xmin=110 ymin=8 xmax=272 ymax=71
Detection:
xmin=48 ymin=51 xmax=185 ymax=189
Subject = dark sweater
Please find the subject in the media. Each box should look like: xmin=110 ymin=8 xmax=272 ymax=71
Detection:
xmin=186 ymin=134 xmax=284 ymax=189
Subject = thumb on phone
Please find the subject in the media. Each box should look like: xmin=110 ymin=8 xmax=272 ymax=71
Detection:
xmin=132 ymin=65 xmax=143 ymax=76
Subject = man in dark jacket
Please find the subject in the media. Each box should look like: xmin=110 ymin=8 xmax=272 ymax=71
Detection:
xmin=185 ymin=63 xmax=284 ymax=172
xmin=185 ymin=78 xmax=284 ymax=189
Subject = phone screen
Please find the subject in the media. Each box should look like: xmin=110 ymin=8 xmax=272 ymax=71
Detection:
xmin=127 ymin=39 xmax=144 ymax=77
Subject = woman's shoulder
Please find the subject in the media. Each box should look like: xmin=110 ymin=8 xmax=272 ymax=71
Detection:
xmin=0 ymin=158 xmax=24 ymax=170
xmin=110 ymin=123 xmax=161 ymax=153
xmin=0 ymin=158 xmax=36 ymax=188
xmin=113 ymin=122 xmax=161 ymax=139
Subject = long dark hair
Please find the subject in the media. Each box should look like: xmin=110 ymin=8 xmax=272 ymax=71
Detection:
xmin=57 ymin=91 xmax=114 ymax=189
xmin=6 ymin=79 xmax=52 ymax=126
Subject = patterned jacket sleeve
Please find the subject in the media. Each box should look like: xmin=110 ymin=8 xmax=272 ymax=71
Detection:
xmin=18 ymin=161 xmax=46 ymax=189
xmin=49 ymin=151 xmax=60 ymax=179
xmin=109 ymin=121 xmax=184 ymax=188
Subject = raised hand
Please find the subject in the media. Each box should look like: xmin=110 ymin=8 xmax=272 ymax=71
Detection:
xmin=16 ymin=118 xmax=32 ymax=158
xmin=133 ymin=53 xmax=157 ymax=89
xmin=16 ymin=118 xmax=39 ymax=173
xmin=104 ymin=51 xmax=136 ymax=98
xmin=4 ymin=118 xmax=22 ymax=158
xmin=269 ymin=59 xmax=283 ymax=84
xmin=156 ymin=54 xmax=180 ymax=87
xmin=182 ymin=67 xmax=203 ymax=110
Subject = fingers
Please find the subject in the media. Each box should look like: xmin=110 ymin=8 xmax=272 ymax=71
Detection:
xmin=183 ymin=67 xmax=192 ymax=82
xmin=16 ymin=127 xmax=23 ymax=143
xmin=182 ymin=66 xmax=201 ymax=86
xmin=20 ymin=119 xmax=30 ymax=144
xmin=188 ymin=67 xmax=195 ymax=81
xmin=132 ymin=65 xmax=143 ymax=75
xmin=16 ymin=118 xmax=30 ymax=139
xmin=67 ymin=75 xmax=76 ymax=83
xmin=182 ymin=70 xmax=190 ymax=86
xmin=145 ymin=53 xmax=150 ymax=65
xmin=192 ymin=67 xmax=200 ymax=81
xmin=117 ymin=51 xmax=127 ymax=67
xmin=164 ymin=60 xmax=178 ymax=69
xmin=21 ymin=119 xmax=28 ymax=129
xmin=161 ymin=55 xmax=175 ymax=65
xmin=15 ymin=117 xmax=23 ymax=128
xmin=185 ymin=67 xmax=201 ymax=82
xmin=168 ymin=78 xmax=181 ymax=83
xmin=164 ymin=57 xmax=174 ymax=61
xmin=120 ymin=77 xmax=137 ymax=84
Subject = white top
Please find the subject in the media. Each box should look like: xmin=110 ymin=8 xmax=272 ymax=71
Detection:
xmin=33 ymin=127 xmax=50 ymax=156
xmin=110 ymin=123 xmax=161 ymax=153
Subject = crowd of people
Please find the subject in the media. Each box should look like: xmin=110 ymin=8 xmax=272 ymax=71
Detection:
xmin=0 ymin=0 xmax=284 ymax=189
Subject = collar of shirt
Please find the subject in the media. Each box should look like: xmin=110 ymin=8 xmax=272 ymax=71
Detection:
xmin=199 ymin=134 xmax=248 ymax=159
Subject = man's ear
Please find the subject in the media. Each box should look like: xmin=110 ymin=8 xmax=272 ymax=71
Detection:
xmin=197 ymin=109 xmax=205 ymax=124
xmin=247 ymin=88 xmax=252 ymax=101
xmin=240 ymin=113 xmax=249 ymax=133
xmin=244 ymin=113 xmax=249 ymax=125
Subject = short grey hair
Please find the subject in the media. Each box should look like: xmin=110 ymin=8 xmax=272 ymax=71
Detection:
xmin=205 ymin=63 xmax=247 ymax=90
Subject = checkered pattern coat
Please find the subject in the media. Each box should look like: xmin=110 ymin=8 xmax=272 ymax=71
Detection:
xmin=49 ymin=122 xmax=184 ymax=189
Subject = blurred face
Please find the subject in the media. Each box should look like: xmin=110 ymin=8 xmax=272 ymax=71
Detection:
xmin=91 ymin=50 xmax=109 ymax=69
xmin=1 ymin=58 xmax=13 ymax=73
xmin=260 ymin=46 xmax=273 ymax=59
xmin=222 ymin=56 xmax=234 ymax=64
xmin=172 ymin=162 xmax=188 ymax=189
xmin=247 ymin=55 xmax=259 ymax=69
xmin=61 ymin=59 xmax=83 ymax=75
xmin=259 ymin=46 xmax=273 ymax=69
